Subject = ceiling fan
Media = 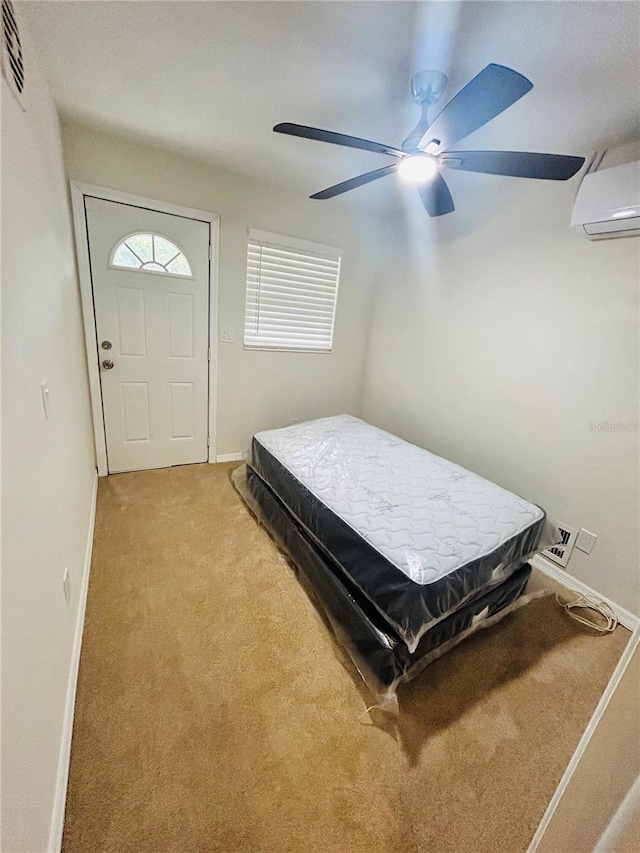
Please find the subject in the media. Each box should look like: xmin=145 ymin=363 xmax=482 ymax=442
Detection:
xmin=274 ymin=64 xmax=585 ymax=216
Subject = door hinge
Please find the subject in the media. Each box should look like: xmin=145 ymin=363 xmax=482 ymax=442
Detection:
xmin=207 ymin=435 xmax=210 ymax=448
xmin=208 ymin=244 xmax=212 ymax=260
xmin=207 ymin=347 xmax=211 ymax=361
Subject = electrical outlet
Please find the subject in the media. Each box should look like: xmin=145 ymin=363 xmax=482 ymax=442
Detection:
xmin=62 ymin=567 xmax=71 ymax=606
xmin=576 ymin=528 xmax=598 ymax=555
xmin=219 ymin=328 xmax=235 ymax=343
xmin=291 ymin=417 xmax=299 ymax=424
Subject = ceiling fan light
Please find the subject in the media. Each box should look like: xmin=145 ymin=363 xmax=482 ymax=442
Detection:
xmin=398 ymin=155 xmax=438 ymax=183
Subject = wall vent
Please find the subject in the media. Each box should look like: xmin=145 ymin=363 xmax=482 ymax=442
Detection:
xmin=2 ymin=0 xmax=25 ymax=110
xmin=544 ymin=522 xmax=578 ymax=568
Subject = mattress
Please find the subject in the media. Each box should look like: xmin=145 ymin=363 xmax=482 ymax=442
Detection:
xmin=238 ymin=462 xmax=533 ymax=711
xmin=250 ymin=415 xmax=545 ymax=652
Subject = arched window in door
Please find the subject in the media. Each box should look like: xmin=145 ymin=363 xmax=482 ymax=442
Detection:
xmin=111 ymin=233 xmax=193 ymax=277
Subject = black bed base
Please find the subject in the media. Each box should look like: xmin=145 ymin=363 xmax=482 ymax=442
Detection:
xmin=243 ymin=464 xmax=532 ymax=709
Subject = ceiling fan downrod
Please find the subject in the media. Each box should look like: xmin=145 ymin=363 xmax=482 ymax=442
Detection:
xmin=402 ymin=70 xmax=448 ymax=153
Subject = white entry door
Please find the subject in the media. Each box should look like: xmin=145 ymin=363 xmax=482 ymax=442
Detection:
xmin=85 ymin=197 xmax=211 ymax=473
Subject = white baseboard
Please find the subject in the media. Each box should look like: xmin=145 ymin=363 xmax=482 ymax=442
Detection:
xmin=215 ymin=452 xmax=246 ymax=463
xmin=48 ymin=470 xmax=99 ymax=853
xmin=531 ymin=554 xmax=639 ymax=631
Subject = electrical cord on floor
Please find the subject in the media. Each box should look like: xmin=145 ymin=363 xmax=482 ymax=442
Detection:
xmin=358 ymin=705 xmax=379 ymax=724
xmin=555 ymin=592 xmax=618 ymax=634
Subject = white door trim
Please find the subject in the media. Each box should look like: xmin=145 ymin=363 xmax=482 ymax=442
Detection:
xmin=70 ymin=182 xmax=220 ymax=476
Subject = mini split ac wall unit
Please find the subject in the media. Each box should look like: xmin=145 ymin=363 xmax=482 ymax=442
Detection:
xmin=571 ymin=161 xmax=640 ymax=240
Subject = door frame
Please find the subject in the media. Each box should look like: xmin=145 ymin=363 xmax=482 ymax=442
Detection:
xmin=70 ymin=181 xmax=220 ymax=476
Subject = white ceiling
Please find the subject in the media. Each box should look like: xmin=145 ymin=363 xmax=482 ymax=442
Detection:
xmin=22 ymin=1 xmax=640 ymax=213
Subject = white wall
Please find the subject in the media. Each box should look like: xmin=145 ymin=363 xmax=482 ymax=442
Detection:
xmin=61 ymin=121 xmax=379 ymax=456
xmin=361 ymin=157 xmax=639 ymax=614
xmin=0 ymin=13 xmax=97 ymax=853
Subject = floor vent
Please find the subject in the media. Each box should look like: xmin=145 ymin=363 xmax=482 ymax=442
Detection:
xmin=544 ymin=522 xmax=578 ymax=568
xmin=2 ymin=0 xmax=25 ymax=110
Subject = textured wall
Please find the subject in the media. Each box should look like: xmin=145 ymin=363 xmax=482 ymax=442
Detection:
xmin=361 ymin=154 xmax=639 ymax=614
xmin=0 ymin=13 xmax=96 ymax=852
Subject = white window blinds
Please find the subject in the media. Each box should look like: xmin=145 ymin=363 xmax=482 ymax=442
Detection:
xmin=244 ymin=229 xmax=341 ymax=351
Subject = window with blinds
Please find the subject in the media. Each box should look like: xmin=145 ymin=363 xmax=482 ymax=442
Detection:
xmin=244 ymin=229 xmax=341 ymax=352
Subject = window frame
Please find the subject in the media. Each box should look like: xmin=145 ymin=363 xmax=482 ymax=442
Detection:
xmin=109 ymin=231 xmax=194 ymax=279
xmin=243 ymin=228 xmax=342 ymax=354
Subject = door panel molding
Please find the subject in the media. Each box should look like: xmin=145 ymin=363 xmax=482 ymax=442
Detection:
xmin=70 ymin=181 xmax=220 ymax=476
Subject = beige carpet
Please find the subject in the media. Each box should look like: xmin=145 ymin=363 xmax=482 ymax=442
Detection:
xmin=63 ymin=462 xmax=629 ymax=853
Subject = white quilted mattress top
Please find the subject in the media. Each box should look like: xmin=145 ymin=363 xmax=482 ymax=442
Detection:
xmin=254 ymin=415 xmax=544 ymax=586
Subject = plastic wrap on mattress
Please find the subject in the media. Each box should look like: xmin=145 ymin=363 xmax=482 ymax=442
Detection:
xmin=250 ymin=415 xmax=554 ymax=653
xmin=233 ymin=463 xmax=534 ymax=713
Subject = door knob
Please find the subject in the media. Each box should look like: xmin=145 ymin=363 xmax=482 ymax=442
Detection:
xmin=102 ymin=359 xmax=115 ymax=370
